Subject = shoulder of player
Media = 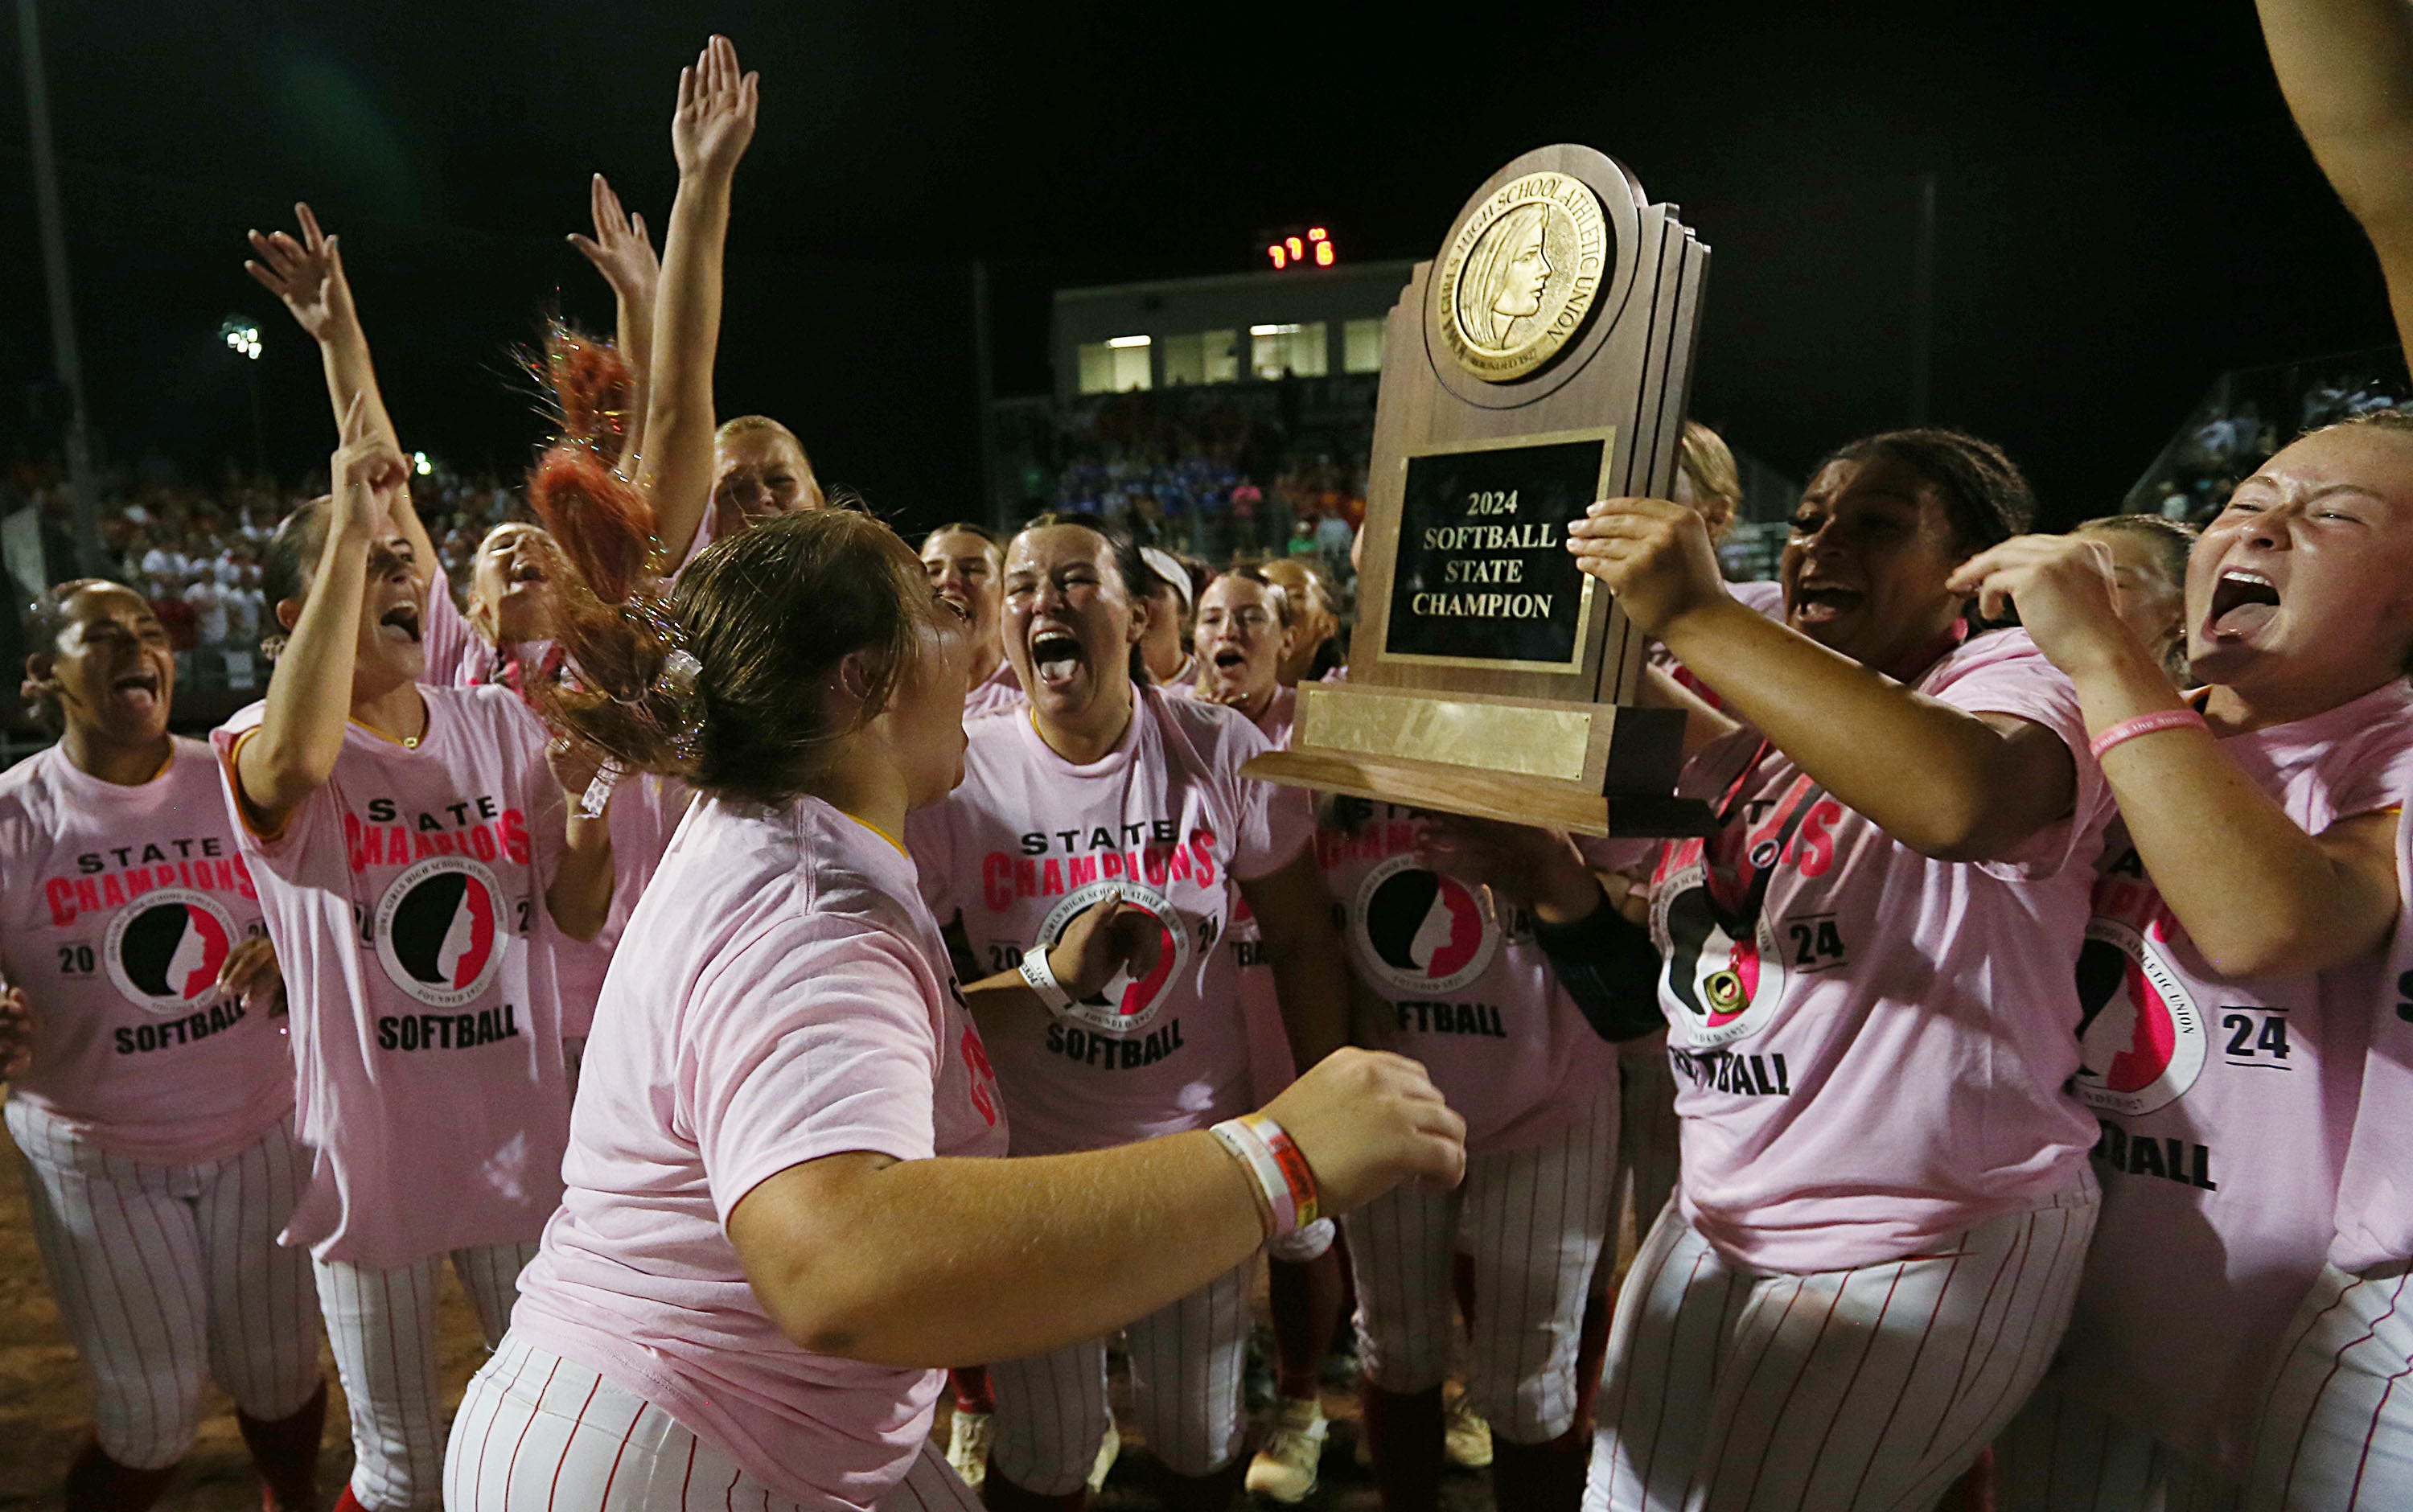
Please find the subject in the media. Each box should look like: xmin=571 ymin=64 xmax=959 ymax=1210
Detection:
xmin=1153 ymin=683 xmax=1269 ymax=766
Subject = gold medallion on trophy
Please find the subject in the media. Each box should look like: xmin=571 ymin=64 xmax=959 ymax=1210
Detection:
xmin=1430 ymin=171 xmax=1612 ymax=382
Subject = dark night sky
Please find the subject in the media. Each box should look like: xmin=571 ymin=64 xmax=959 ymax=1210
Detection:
xmin=0 ymin=2 xmax=2399 ymax=532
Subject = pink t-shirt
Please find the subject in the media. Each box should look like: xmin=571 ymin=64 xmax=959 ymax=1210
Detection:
xmin=212 ymin=686 xmax=573 ymax=1267
xmin=1319 ymin=797 xmax=1617 ymax=1153
xmin=907 ymin=688 xmax=1313 ymax=1155
xmin=2057 ymin=680 xmax=2413 ymax=1473
xmin=0 ymin=740 xmax=291 ymax=1165
xmin=512 ymin=794 xmax=1007 ymax=1511
xmin=2329 ymin=717 xmax=2413 ymax=1276
xmin=965 ymin=656 xmax=1025 ymax=719
xmin=1646 ymin=630 xmax=2114 ymax=1271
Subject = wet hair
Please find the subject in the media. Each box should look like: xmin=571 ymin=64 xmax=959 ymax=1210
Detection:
xmin=1201 ymin=563 xmax=1294 ymax=629
xmin=1676 ymin=420 xmax=1742 ymax=542
xmin=1015 ymin=512 xmax=1161 ymax=684
xmin=2074 ymin=513 xmax=2196 ymax=588
xmin=1812 ymin=428 xmax=2035 ymax=557
xmin=21 ymin=577 xmax=115 ymax=731
xmin=529 ymin=442 xmax=946 ymax=807
xmin=923 ymin=521 xmax=1003 ymax=567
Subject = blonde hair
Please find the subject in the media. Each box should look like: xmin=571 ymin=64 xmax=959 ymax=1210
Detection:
xmin=1675 ymin=421 xmax=1742 ymax=542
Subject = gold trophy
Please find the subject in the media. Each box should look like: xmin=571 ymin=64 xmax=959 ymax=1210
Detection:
xmin=1244 ymin=145 xmax=1712 ymax=836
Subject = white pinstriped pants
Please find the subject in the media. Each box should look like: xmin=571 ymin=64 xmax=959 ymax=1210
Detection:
xmin=2244 ymin=1262 xmax=2413 ymax=1511
xmin=987 ymin=1260 xmax=1254 ymax=1495
xmin=1586 ymin=1175 xmax=2099 ymax=1512
xmin=1996 ymin=1383 xmax=2240 ymax=1512
xmin=6 ymin=1097 xmax=322 ymax=1469
xmin=314 ymin=1238 xmax=539 ymax=1510
xmin=1342 ymin=1077 xmax=1618 ymax=1444
xmin=446 ymin=1335 xmax=979 ymax=1512
xmin=1613 ymin=1050 xmax=1681 ymax=1248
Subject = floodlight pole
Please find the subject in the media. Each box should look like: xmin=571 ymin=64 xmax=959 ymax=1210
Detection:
xmin=18 ymin=0 xmax=105 ymax=579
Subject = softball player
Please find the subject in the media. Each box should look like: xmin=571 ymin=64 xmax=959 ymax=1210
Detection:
xmin=927 ymin=522 xmax=1025 ymax=718
xmin=437 ymin=462 xmax=1462 ymax=1512
xmin=908 ymin=517 xmax=1360 ymax=1510
xmin=2 ymin=580 xmax=324 ymax=1512
xmin=1565 ymin=432 xmax=2114 ymax=1512
xmin=1946 ymin=484 xmax=2413 ymax=1506
xmin=216 ymin=403 xmax=611 ymax=1512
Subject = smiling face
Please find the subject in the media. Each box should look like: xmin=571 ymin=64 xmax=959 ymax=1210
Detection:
xmin=468 ymin=522 xmax=558 ymax=644
xmin=275 ymin=526 xmax=429 ymax=695
xmin=1780 ymin=454 xmax=1974 ymax=670
xmin=2185 ymin=425 xmax=2413 ymax=698
xmin=1001 ymin=525 xmax=1140 ymax=729
xmin=713 ymin=427 xmax=820 ymax=528
xmin=922 ymin=528 xmax=1004 ymax=664
xmin=1194 ymin=573 xmax=1291 ymax=706
xmin=34 ymin=583 xmax=175 ymax=747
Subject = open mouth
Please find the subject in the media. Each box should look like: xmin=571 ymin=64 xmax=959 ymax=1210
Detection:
xmin=1030 ymin=628 xmax=1087 ymax=690
xmin=377 ymin=602 xmax=422 ymax=644
xmin=2208 ymin=569 xmax=2279 ymax=639
xmin=1790 ymin=585 xmax=1862 ymax=626
xmin=1211 ymin=647 xmax=1246 ymax=672
xmin=508 ymin=560 xmax=548 ymax=586
xmin=112 ymin=670 xmax=162 ymax=709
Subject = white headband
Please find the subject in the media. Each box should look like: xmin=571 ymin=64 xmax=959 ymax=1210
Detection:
xmin=1139 ymin=545 xmax=1192 ymax=612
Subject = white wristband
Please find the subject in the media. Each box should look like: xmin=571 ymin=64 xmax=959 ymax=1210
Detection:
xmin=1018 ymin=944 xmax=1076 ymax=1015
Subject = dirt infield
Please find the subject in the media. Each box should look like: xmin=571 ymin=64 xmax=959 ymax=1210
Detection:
xmin=0 ymin=1152 xmax=1510 ymax=1510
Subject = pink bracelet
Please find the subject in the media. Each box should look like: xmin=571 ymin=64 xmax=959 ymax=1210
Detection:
xmin=2088 ymin=708 xmax=2208 ymax=760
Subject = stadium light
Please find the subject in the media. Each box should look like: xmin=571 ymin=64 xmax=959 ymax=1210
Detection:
xmin=1105 ymin=335 xmax=1151 ymax=349
xmin=411 ymin=451 xmax=434 ymax=476
xmin=219 ymin=315 xmax=262 ymax=361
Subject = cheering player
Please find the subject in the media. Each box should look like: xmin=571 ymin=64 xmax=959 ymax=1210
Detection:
xmin=2 ymin=581 xmax=323 ymax=1512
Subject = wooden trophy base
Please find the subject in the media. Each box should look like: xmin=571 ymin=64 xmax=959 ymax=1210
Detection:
xmin=1241 ymin=680 xmax=1714 ymax=838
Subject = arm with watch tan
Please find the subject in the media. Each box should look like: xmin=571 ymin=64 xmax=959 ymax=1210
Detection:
xmin=1948 ymin=534 xmax=2400 ymax=979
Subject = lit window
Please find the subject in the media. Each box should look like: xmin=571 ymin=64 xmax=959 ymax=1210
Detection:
xmin=1076 ymin=338 xmax=1153 ymax=395
xmin=1250 ymin=322 xmax=1327 ymax=380
xmin=1163 ymin=331 xmax=1239 ymax=385
xmin=1343 ymin=318 xmax=1386 ymax=374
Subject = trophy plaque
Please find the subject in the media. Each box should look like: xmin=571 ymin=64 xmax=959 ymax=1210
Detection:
xmin=1243 ymin=144 xmax=1713 ymax=836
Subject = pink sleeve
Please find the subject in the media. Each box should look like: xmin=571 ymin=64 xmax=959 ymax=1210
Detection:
xmin=1931 ymin=635 xmax=2111 ymax=881
xmin=1225 ymin=717 xmax=1313 ymax=881
xmin=687 ymin=924 xmax=943 ymax=1222
xmin=420 ymin=563 xmax=479 ymax=688
xmin=2315 ymin=731 xmax=2413 ymax=831
xmin=209 ymin=719 xmax=340 ymax=872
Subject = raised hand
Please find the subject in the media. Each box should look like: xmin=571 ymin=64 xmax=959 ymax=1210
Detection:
xmin=672 ymin=35 xmax=759 ymax=180
xmin=330 ymin=392 xmax=409 ymax=541
xmin=568 ymin=173 xmax=660 ymax=305
xmin=245 ymin=202 xmax=358 ymax=344
xmin=1946 ymin=533 xmax=2138 ymax=678
xmin=1564 ymin=495 xmax=1733 ymax=638
xmin=0 ymin=984 xmax=32 ymax=1079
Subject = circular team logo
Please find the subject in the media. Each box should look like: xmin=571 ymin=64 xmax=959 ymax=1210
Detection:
xmin=372 ymin=856 xmax=510 ymax=1009
xmin=1035 ymin=880 xmax=1191 ymax=1034
xmin=1430 ymin=170 xmax=1611 ymax=383
xmin=1651 ymin=862 xmax=1786 ymax=1049
xmin=1350 ymin=856 xmax=1499 ymax=996
xmin=2073 ymin=917 xmax=2207 ymax=1116
xmin=104 ymin=889 xmax=238 ymax=1015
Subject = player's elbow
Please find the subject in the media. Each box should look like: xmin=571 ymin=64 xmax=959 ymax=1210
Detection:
xmin=753 ymin=1255 xmax=920 ymax=1366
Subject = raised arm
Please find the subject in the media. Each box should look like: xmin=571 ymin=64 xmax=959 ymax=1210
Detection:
xmin=568 ymin=172 xmax=660 ymax=476
xmin=236 ymin=396 xmax=407 ymax=837
xmin=1572 ymin=498 xmax=2078 ymax=862
xmin=245 ymin=204 xmax=440 ymax=581
xmin=2257 ymin=0 xmax=2413 ymax=360
xmin=639 ymin=35 xmax=758 ymax=567
xmin=1951 ymin=533 xmax=2401 ymax=977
